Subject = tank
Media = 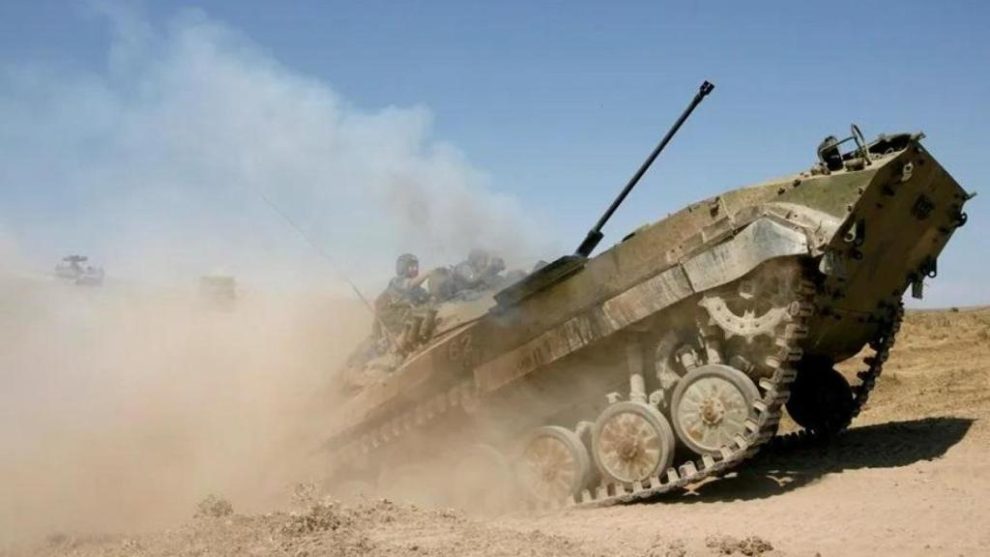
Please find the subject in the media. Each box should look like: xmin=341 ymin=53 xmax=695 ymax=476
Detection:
xmin=324 ymin=83 xmax=973 ymax=508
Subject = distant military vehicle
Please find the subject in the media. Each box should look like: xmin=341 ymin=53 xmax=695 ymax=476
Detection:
xmin=54 ymin=255 xmax=105 ymax=286
xmin=324 ymin=82 xmax=972 ymax=508
xmin=199 ymin=275 xmax=237 ymax=309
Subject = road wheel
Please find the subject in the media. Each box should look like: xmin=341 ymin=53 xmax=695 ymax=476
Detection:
xmin=671 ymin=364 xmax=760 ymax=455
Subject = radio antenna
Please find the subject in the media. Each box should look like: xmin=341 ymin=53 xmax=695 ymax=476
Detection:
xmin=256 ymin=191 xmax=399 ymax=348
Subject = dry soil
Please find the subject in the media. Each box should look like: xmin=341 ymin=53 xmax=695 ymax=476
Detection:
xmin=3 ymin=299 xmax=989 ymax=557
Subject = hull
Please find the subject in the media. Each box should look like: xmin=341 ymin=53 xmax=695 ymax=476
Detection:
xmin=327 ymin=131 xmax=971 ymax=506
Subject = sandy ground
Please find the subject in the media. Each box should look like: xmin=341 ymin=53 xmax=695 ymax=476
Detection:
xmin=3 ymin=298 xmax=989 ymax=556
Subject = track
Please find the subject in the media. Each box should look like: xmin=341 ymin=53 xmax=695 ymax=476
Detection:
xmin=767 ymin=301 xmax=904 ymax=453
xmin=562 ymin=270 xmax=817 ymax=509
xmin=336 ymin=265 xmax=908 ymax=511
xmin=567 ymin=299 xmax=906 ymax=509
xmin=350 ymin=263 xmax=822 ymax=510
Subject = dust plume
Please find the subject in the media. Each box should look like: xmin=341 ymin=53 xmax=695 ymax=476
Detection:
xmin=0 ymin=4 xmax=549 ymax=290
xmin=0 ymin=2 xmax=548 ymax=547
xmin=0 ymin=274 xmax=371 ymax=545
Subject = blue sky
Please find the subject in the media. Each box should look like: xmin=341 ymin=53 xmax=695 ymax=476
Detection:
xmin=0 ymin=0 xmax=987 ymax=305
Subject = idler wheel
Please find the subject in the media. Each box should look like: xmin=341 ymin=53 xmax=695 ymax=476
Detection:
xmin=592 ymin=401 xmax=675 ymax=485
xmin=516 ymin=426 xmax=591 ymax=503
xmin=671 ymin=364 xmax=760 ymax=456
xmin=785 ymin=360 xmax=855 ymax=435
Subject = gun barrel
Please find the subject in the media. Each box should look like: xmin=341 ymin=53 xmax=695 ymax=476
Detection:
xmin=575 ymin=80 xmax=714 ymax=258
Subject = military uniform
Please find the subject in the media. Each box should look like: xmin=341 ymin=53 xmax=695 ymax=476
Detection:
xmin=374 ymin=275 xmax=430 ymax=338
xmin=372 ymin=254 xmax=436 ymax=355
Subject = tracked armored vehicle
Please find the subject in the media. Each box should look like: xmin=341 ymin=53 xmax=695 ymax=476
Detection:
xmin=54 ymin=255 xmax=105 ymax=286
xmin=325 ymin=82 xmax=972 ymax=508
xmin=199 ymin=274 xmax=237 ymax=310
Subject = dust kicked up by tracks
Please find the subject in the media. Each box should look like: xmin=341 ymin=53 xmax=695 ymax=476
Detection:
xmin=3 ymin=303 xmax=989 ymax=556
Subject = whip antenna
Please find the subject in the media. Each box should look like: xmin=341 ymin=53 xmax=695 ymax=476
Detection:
xmin=256 ymin=191 xmax=399 ymax=348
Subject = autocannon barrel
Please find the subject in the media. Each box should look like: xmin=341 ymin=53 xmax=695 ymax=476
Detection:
xmin=575 ymin=80 xmax=714 ymax=258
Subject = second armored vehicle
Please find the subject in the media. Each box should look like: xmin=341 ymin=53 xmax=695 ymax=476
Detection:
xmin=54 ymin=255 xmax=105 ymax=286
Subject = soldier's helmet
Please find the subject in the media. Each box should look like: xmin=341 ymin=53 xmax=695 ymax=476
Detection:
xmin=395 ymin=253 xmax=419 ymax=276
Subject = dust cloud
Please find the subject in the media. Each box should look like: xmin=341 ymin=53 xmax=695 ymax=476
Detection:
xmin=0 ymin=273 xmax=369 ymax=544
xmin=0 ymin=3 xmax=547 ymax=547
xmin=0 ymin=4 xmax=550 ymax=290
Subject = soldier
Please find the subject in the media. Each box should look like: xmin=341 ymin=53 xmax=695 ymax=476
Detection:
xmin=425 ymin=248 xmax=513 ymax=303
xmin=467 ymin=248 xmax=506 ymax=285
xmin=374 ymin=253 xmax=435 ymax=354
xmin=451 ymin=248 xmax=506 ymax=294
xmin=379 ymin=254 xmax=429 ymax=310
xmin=339 ymin=253 xmax=434 ymax=393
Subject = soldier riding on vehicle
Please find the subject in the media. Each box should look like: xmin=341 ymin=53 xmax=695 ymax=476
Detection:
xmin=339 ymin=253 xmax=437 ymax=393
xmin=429 ymin=248 xmax=522 ymax=302
xmin=453 ymin=249 xmax=506 ymax=292
xmin=373 ymin=253 xmax=436 ymax=353
xmin=340 ymin=250 xmax=529 ymax=394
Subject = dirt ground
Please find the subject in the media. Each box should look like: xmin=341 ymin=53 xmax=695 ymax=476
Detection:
xmin=3 ymin=305 xmax=989 ymax=557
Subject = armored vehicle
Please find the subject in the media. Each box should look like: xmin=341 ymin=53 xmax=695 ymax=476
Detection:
xmin=199 ymin=274 xmax=237 ymax=310
xmin=54 ymin=255 xmax=105 ymax=286
xmin=325 ymin=82 xmax=972 ymax=508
